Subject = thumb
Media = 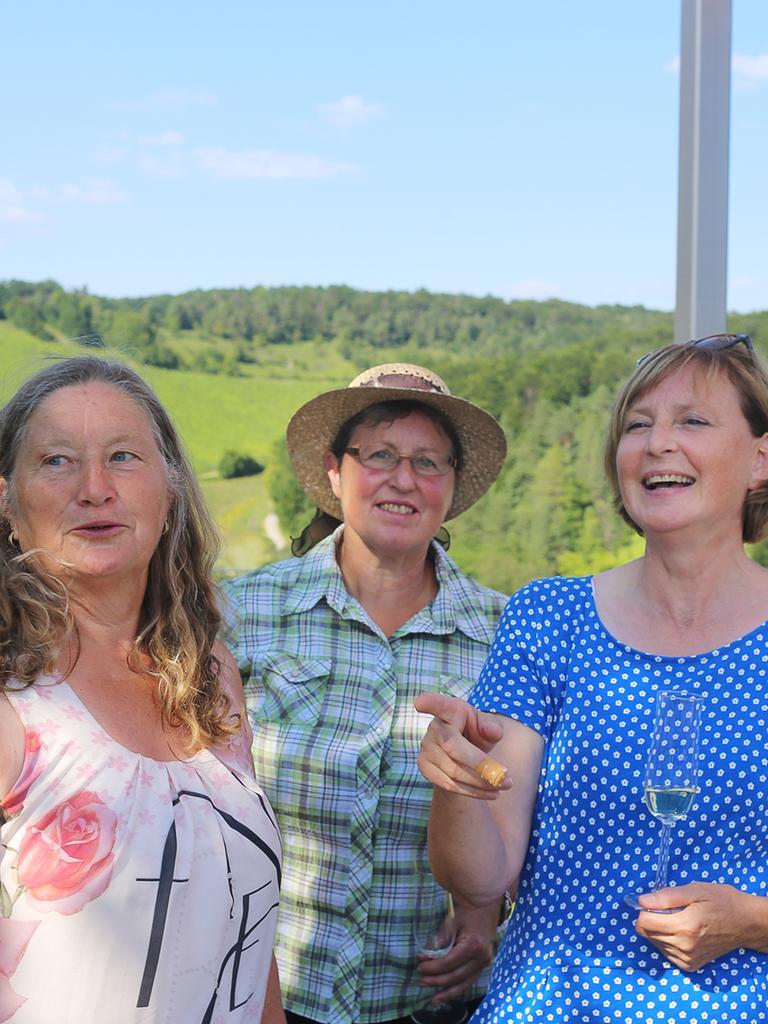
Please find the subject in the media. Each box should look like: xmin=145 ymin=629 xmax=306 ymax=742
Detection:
xmin=638 ymin=885 xmax=694 ymax=912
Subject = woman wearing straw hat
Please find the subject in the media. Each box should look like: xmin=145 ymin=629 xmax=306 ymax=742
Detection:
xmin=225 ymin=363 xmax=508 ymax=1024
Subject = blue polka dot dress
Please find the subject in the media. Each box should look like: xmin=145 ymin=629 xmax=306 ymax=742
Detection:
xmin=468 ymin=576 xmax=768 ymax=1023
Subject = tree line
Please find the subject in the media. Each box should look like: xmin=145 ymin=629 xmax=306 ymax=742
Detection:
xmin=4 ymin=278 xmax=768 ymax=592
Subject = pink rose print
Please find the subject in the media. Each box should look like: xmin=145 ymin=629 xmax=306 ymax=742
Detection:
xmin=0 ymin=731 xmax=43 ymax=818
xmin=0 ymin=919 xmax=39 ymax=1022
xmin=17 ymin=791 xmax=117 ymax=915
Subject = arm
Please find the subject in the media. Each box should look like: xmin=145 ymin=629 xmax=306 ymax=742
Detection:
xmin=212 ymin=641 xmax=256 ymax=776
xmin=260 ymin=954 xmax=287 ymax=1024
xmin=415 ymin=692 xmax=544 ymax=907
xmin=635 ymin=883 xmax=768 ymax=972
xmin=0 ymin=691 xmax=26 ymax=807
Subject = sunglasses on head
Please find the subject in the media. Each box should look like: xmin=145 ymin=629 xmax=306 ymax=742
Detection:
xmin=636 ymin=333 xmax=754 ymax=368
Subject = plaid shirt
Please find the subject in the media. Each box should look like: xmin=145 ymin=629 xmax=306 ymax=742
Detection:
xmin=224 ymin=528 xmax=507 ymax=1024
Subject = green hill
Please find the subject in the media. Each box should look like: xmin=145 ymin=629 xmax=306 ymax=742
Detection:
xmin=3 ymin=280 xmax=768 ymax=590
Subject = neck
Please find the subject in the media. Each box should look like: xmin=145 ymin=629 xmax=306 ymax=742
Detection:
xmin=62 ymin=573 xmax=148 ymax=668
xmin=336 ymin=530 xmax=438 ymax=634
xmin=639 ymin=529 xmax=754 ymax=607
xmin=612 ymin=530 xmax=767 ymax=646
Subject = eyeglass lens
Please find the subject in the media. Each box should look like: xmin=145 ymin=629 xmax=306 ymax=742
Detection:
xmin=347 ymin=445 xmax=454 ymax=476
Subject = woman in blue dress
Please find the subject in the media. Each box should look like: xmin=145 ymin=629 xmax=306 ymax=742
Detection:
xmin=416 ymin=334 xmax=768 ymax=1023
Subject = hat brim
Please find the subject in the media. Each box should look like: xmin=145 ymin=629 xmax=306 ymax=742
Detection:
xmin=286 ymin=384 xmax=507 ymax=520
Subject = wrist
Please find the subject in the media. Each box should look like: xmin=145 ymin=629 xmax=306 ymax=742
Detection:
xmin=743 ymin=892 xmax=768 ymax=953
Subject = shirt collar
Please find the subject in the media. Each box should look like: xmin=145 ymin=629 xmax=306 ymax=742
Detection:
xmin=281 ymin=525 xmax=498 ymax=643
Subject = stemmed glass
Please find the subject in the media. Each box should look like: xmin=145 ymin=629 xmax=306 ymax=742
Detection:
xmin=411 ymin=881 xmax=469 ymax=1024
xmin=625 ymin=689 xmax=704 ymax=912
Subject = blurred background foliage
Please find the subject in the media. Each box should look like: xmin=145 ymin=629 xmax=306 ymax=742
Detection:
xmin=2 ymin=278 xmax=767 ymax=592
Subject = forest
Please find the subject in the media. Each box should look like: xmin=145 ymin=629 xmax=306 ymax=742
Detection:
xmin=3 ymin=278 xmax=768 ymax=593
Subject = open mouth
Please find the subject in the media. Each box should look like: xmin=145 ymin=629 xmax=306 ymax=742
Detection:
xmin=377 ymin=502 xmax=417 ymax=514
xmin=643 ymin=474 xmax=695 ymax=491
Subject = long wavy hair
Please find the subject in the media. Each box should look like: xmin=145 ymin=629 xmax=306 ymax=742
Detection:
xmin=0 ymin=356 xmax=236 ymax=748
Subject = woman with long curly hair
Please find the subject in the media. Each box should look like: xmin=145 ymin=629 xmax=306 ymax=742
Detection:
xmin=0 ymin=357 xmax=284 ymax=1023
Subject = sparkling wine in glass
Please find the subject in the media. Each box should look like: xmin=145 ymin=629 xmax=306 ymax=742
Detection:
xmin=411 ymin=886 xmax=469 ymax=1024
xmin=625 ymin=689 xmax=704 ymax=912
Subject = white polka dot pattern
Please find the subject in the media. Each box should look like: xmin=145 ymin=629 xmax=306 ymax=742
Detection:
xmin=468 ymin=576 xmax=768 ymax=1022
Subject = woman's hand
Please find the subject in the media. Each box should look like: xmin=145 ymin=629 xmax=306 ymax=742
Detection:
xmin=416 ymin=900 xmax=497 ymax=1003
xmin=635 ymin=882 xmax=768 ymax=971
xmin=415 ymin=692 xmax=512 ymax=800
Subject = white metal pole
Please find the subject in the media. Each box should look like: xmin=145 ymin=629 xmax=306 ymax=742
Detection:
xmin=674 ymin=0 xmax=732 ymax=342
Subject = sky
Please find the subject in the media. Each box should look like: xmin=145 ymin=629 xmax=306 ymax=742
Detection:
xmin=1 ymin=2 xmax=766 ymax=312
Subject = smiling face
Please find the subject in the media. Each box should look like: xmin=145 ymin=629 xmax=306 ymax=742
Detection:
xmin=2 ymin=382 xmax=172 ymax=587
xmin=615 ymin=364 xmax=768 ymax=541
xmin=325 ymin=410 xmax=456 ymax=560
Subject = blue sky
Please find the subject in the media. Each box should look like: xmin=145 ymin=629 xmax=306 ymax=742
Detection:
xmin=1 ymin=2 xmax=766 ymax=311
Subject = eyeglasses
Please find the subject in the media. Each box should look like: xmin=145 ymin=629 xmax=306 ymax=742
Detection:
xmin=637 ymin=333 xmax=754 ymax=367
xmin=344 ymin=444 xmax=457 ymax=477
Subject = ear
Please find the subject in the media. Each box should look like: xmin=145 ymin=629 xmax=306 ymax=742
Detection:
xmin=748 ymin=433 xmax=768 ymax=491
xmin=324 ymin=451 xmax=342 ymax=500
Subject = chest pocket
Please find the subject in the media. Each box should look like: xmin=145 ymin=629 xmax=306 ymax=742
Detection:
xmin=436 ymin=673 xmax=478 ymax=700
xmin=248 ymin=652 xmax=332 ymax=726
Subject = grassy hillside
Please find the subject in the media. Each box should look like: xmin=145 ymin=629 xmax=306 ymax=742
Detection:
xmin=4 ymin=283 xmax=768 ymax=591
xmin=0 ymin=323 xmax=341 ymax=575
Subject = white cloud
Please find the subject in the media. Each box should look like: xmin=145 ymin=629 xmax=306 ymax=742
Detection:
xmin=665 ymin=51 xmax=768 ymax=87
xmin=0 ymin=178 xmax=46 ymax=222
xmin=505 ymin=279 xmax=561 ymax=301
xmin=94 ymin=132 xmax=185 ymax=167
xmin=136 ymin=131 xmax=185 ymax=147
xmin=114 ymin=89 xmax=216 ymax=112
xmin=318 ymin=95 xmax=383 ymax=127
xmin=0 ymin=176 xmax=127 ymax=223
xmin=733 ymin=52 xmax=768 ymax=80
xmin=194 ymin=147 xmax=358 ymax=180
xmin=30 ymin=178 xmax=129 ymax=205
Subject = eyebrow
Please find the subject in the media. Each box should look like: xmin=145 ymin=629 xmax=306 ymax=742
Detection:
xmin=627 ymin=399 xmax=708 ymax=416
xmin=26 ymin=431 xmax=151 ymax=450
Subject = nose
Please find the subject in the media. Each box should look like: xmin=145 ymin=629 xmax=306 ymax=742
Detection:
xmin=77 ymin=459 xmax=116 ymax=505
xmin=389 ymin=455 xmax=419 ymax=489
xmin=645 ymin=422 xmax=678 ymax=456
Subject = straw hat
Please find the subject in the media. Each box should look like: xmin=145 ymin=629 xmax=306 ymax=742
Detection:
xmin=286 ymin=362 xmax=507 ymax=520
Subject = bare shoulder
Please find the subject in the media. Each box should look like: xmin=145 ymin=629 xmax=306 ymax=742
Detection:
xmin=0 ymin=690 xmax=27 ymax=800
xmin=213 ymin=640 xmax=246 ymax=709
xmin=593 ymin=559 xmax=642 ymax=601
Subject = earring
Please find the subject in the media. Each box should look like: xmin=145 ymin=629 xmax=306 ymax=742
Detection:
xmin=8 ymin=529 xmax=18 ymax=546
xmin=162 ymin=519 xmax=170 ymax=536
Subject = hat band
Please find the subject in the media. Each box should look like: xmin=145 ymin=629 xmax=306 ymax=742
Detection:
xmin=357 ymin=371 xmax=449 ymax=394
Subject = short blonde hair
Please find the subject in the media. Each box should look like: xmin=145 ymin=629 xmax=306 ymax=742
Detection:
xmin=604 ymin=342 xmax=768 ymax=542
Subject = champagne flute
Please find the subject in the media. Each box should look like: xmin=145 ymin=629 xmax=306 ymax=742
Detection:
xmin=411 ymin=884 xmax=469 ymax=1024
xmin=625 ymin=689 xmax=704 ymax=912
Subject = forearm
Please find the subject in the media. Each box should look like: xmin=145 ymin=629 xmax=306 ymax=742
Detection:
xmin=260 ymin=955 xmax=286 ymax=1024
xmin=741 ymin=892 xmax=768 ymax=953
xmin=428 ymin=787 xmax=522 ymax=906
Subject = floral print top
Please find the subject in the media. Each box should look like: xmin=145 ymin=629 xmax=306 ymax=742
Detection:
xmin=0 ymin=676 xmax=282 ymax=1024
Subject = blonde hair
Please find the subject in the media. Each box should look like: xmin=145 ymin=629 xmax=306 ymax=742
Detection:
xmin=0 ymin=357 xmax=236 ymax=748
xmin=604 ymin=342 xmax=768 ymax=543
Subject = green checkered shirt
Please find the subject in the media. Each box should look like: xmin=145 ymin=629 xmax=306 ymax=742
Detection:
xmin=224 ymin=529 xmax=507 ymax=1024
